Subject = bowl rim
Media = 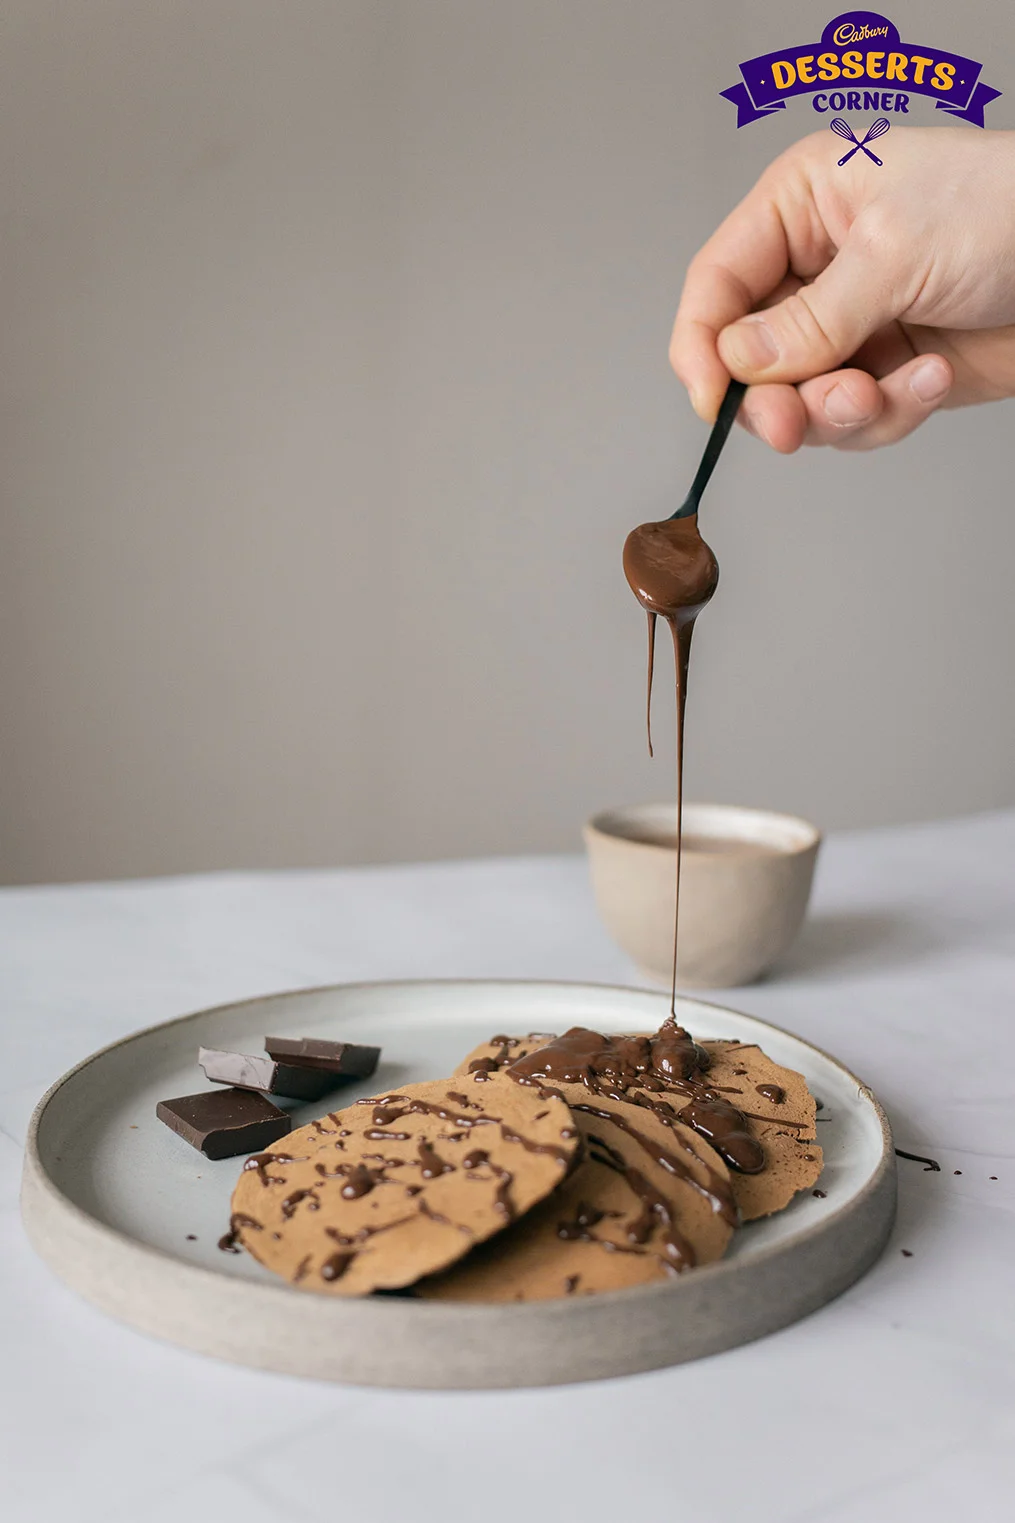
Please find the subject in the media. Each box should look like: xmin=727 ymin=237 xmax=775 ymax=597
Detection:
xmin=583 ymin=801 xmax=822 ymax=858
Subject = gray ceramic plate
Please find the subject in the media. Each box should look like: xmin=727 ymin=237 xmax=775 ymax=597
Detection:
xmin=21 ymin=980 xmax=894 ymax=1388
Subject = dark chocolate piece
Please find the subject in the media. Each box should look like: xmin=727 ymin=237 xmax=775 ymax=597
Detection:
xmin=156 ymin=1089 xmax=291 ymax=1159
xmin=198 ymin=1047 xmax=337 ymax=1102
xmin=263 ymin=1035 xmax=380 ymax=1078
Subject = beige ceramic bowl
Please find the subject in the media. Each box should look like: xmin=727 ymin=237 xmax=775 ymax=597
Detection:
xmin=583 ymin=802 xmax=821 ymax=988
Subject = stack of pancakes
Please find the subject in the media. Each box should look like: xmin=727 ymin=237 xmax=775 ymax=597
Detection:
xmin=229 ymin=1024 xmax=823 ymax=1301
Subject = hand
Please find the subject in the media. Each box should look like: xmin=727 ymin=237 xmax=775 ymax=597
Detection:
xmin=669 ymin=127 xmax=1015 ymax=451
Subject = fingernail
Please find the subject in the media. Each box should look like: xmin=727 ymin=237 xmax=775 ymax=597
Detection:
xmin=823 ymin=382 xmax=873 ymax=426
xmin=910 ymin=358 xmax=950 ymax=404
xmin=724 ymin=318 xmax=778 ymax=373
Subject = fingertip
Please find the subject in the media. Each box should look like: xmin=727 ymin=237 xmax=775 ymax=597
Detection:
xmin=717 ymin=316 xmax=780 ymax=381
xmin=740 ymin=384 xmax=806 ymax=454
xmin=909 ymin=354 xmax=953 ymax=405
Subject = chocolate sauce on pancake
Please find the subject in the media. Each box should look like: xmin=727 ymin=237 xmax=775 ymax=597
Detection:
xmin=508 ymin=1024 xmax=763 ymax=1179
xmin=623 ymin=513 xmax=719 ymax=1009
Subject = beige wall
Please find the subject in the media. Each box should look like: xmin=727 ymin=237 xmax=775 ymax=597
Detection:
xmin=1 ymin=1 xmax=1013 ymax=884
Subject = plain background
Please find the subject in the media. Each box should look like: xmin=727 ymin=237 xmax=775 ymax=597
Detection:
xmin=1 ymin=0 xmax=1013 ymax=885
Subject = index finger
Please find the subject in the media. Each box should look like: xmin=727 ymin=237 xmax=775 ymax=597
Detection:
xmin=669 ymin=180 xmax=793 ymax=422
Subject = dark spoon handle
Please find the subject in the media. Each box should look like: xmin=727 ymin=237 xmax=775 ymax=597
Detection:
xmin=671 ymin=378 xmax=747 ymax=520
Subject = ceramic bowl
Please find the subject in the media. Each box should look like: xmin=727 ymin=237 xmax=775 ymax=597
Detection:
xmin=583 ymin=802 xmax=821 ymax=987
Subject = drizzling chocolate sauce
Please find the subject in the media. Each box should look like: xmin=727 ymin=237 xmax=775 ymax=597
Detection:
xmin=756 ymin=1084 xmax=786 ymax=1104
xmin=242 ymin=1151 xmax=301 ymax=1186
xmin=574 ymin=1103 xmax=737 ymax=1225
xmin=587 ymin=1132 xmax=695 ymax=1269
xmin=321 ymin=1250 xmax=356 ymax=1281
xmin=280 ymin=1188 xmax=315 ymax=1218
xmin=623 ymin=513 xmax=719 ymax=1010
xmin=507 ymin=1024 xmax=761 ymax=1178
xmin=217 ymin=1211 xmax=263 ymax=1253
xmin=361 ymin=1096 xmax=498 ymax=1132
xmin=500 ymin=1122 xmax=572 ymax=1167
xmin=338 ymin=1164 xmax=384 ymax=1199
xmin=674 ymin=1096 xmax=764 ymax=1174
xmin=417 ymin=1139 xmax=455 ymax=1179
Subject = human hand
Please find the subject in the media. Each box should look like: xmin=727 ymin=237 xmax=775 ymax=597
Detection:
xmin=669 ymin=127 xmax=1015 ymax=450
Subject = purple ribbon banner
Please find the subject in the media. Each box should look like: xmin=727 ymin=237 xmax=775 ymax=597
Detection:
xmin=722 ymin=11 xmax=1001 ymax=127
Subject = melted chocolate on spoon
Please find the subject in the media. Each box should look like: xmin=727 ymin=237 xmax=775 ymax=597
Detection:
xmin=622 ymin=513 xmax=719 ymax=1010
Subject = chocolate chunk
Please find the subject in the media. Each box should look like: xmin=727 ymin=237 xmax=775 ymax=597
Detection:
xmin=263 ymin=1036 xmax=380 ymax=1078
xmin=198 ymin=1047 xmax=337 ymax=1102
xmin=156 ymin=1090 xmax=291 ymax=1159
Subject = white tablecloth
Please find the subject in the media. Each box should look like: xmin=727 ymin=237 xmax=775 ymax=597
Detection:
xmin=3 ymin=812 xmax=1014 ymax=1523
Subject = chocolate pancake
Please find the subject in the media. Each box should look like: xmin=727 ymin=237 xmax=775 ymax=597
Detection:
xmin=417 ymin=1091 xmax=734 ymax=1302
xmin=227 ymin=1076 xmax=580 ymax=1295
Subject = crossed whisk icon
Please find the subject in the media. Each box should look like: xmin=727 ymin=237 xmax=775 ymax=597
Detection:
xmin=830 ymin=117 xmax=891 ymax=167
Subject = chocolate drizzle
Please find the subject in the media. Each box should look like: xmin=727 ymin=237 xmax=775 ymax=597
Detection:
xmin=586 ymin=1133 xmax=695 ymax=1270
xmin=242 ymin=1151 xmax=301 ymax=1186
xmin=321 ymin=1250 xmax=355 ymax=1282
xmin=573 ymin=1103 xmax=737 ymax=1226
xmin=217 ymin=1210 xmax=263 ymax=1253
xmin=417 ymin=1139 xmax=455 ymax=1179
xmin=756 ymin=1084 xmax=786 ymax=1104
xmin=280 ymin=1188 xmax=315 ymax=1218
xmin=362 ymin=1096 xmax=498 ymax=1132
xmin=895 ymin=1148 xmax=941 ymax=1173
xmin=500 ymin=1122 xmax=572 ymax=1168
xmin=507 ymin=1023 xmax=761 ymax=1178
xmin=623 ymin=512 xmax=719 ymax=1013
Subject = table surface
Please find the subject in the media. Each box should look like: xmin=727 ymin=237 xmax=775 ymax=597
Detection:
xmin=3 ymin=810 xmax=1014 ymax=1523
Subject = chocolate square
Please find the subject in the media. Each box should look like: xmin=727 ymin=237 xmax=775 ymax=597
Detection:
xmin=263 ymin=1035 xmax=380 ymax=1078
xmin=198 ymin=1047 xmax=337 ymax=1102
xmin=156 ymin=1089 xmax=292 ymax=1159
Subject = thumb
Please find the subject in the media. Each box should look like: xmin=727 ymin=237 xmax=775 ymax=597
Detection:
xmin=717 ymin=227 xmax=902 ymax=384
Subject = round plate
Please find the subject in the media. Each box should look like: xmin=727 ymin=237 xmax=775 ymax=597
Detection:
xmin=21 ymin=980 xmax=895 ymax=1388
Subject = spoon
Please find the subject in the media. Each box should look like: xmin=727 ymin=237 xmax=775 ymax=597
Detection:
xmin=623 ymin=377 xmax=744 ymax=619
xmin=670 ymin=377 xmax=747 ymax=521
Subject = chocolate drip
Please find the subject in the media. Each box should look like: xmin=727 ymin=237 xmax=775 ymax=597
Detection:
xmin=756 ymin=1084 xmax=786 ymax=1104
xmin=623 ymin=513 xmax=719 ymax=1017
xmin=418 ymin=1197 xmax=478 ymax=1233
xmin=573 ymin=1103 xmax=737 ymax=1226
xmin=362 ymin=1096 xmax=498 ymax=1131
xmin=217 ymin=1211 xmax=263 ymax=1253
xmin=338 ymin=1164 xmax=384 ymax=1199
xmin=676 ymin=1097 xmax=765 ymax=1174
xmin=451 ymin=1149 xmax=515 ymax=1220
xmin=242 ymin=1151 xmax=301 ymax=1186
xmin=500 ymin=1122 xmax=571 ymax=1167
xmin=417 ymin=1140 xmax=455 ymax=1179
xmin=321 ymin=1250 xmax=355 ymax=1282
xmin=509 ymin=1025 xmax=705 ymax=1090
xmin=508 ymin=1024 xmax=760 ymax=1177
xmin=280 ymin=1188 xmax=315 ymax=1218
xmin=895 ymin=1149 xmax=941 ymax=1172
xmin=293 ymin=1254 xmax=312 ymax=1283
xmin=587 ymin=1133 xmax=695 ymax=1269
xmin=364 ymin=1128 xmax=410 ymax=1141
